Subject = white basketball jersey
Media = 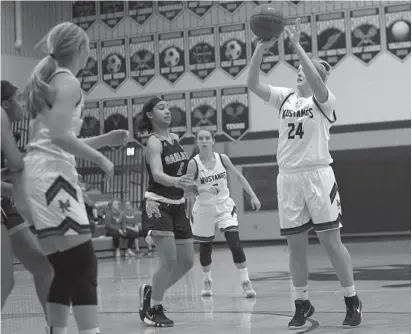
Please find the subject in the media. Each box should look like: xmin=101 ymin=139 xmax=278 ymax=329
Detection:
xmin=193 ymin=153 xmax=230 ymax=206
xmin=276 ymin=90 xmax=336 ymax=172
xmin=26 ymin=67 xmax=84 ymax=170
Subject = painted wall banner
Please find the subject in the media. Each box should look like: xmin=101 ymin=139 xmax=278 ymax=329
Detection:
xmin=99 ymin=1 xmax=125 ymax=29
xmin=77 ymin=41 xmax=99 ymax=93
xmin=101 ymin=38 xmax=127 ymax=91
xmin=79 ymin=101 xmax=102 ymax=138
xmin=284 ymin=15 xmax=313 ymax=70
xmin=220 ymin=87 xmax=249 ymax=141
xmin=163 ymin=92 xmax=188 ymax=140
xmin=102 ymin=99 xmax=129 ymax=134
xmin=188 ymin=27 xmax=217 ymax=81
xmin=218 ymin=23 xmax=248 ymax=79
xmin=218 ymin=1 xmax=244 ymax=14
xmin=157 ymin=1 xmax=184 ymax=22
xmin=129 ymin=34 xmax=156 ymax=88
xmin=251 ymin=31 xmax=279 ymax=74
xmin=190 ymin=90 xmax=218 ymax=134
xmin=187 ymin=1 xmax=213 ymax=18
xmin=127 ymin=1 xmax=154 ymax=26
xmin=158 ymin=31 xmax=186 ymax=84
xmin=316 ymin=11 xmax=347 ymax=68
xmin=350 ymin=8 xmax=382 ymax=65
xmin=72 ymin=1 xmax=97 ymax=31
xmin=131 ymin=96 xmax=152 ymax=147
xmin=384 ymin=3 xmax=411 ymax=61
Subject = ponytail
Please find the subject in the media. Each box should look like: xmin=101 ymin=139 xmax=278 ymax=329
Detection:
xmin=138 ymin=112 xmax=152 ymax=133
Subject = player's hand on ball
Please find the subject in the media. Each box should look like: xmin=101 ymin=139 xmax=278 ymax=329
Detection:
xmin=108 ymin=129 xmax=130 ymax=147
xmin=256 ymin=36 xmax=279 ymax=52
xmin=284 ymin=18 xmax=301 ymax=47
xmin=250 ymin=195 xmax=261 ymax=211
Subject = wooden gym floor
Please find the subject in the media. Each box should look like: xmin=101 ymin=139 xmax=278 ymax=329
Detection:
xmin=1 ymin=238 xmax=410 ymax=334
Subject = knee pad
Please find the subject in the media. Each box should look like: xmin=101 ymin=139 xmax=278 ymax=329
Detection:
xmin=199 ymin=242 xmax=213 ymax=267
xmin=224 ymin=231 xmax=246 ymax=264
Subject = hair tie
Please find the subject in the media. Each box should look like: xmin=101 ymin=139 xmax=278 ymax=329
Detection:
xmin=49 ymin=53 xmax=56 ymax=60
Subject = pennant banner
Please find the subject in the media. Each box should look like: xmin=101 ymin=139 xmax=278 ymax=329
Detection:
xmin=190 ymin=90 xmax=218 ymax=135
xmin=129 ymin=34 xmax=156 ymax=87
xmin=158 ymin=31 xmax=186 ymax=84
xmin=99 ymin=1 xmax=125 ymax=29
xmin=385 ymin=3 xmax=411 ymax=61
xmin=72 ymin=1 xmax=97 ymax=31
xmin=220 ymin=87 xmax=249 ymax=141
xmin=102 ymin=99 xmax=129 ymax=134
xmin=187 ymin=1 xmax=214 ymax=18
xmin=79 ymin=101 xmax=102 ymax=138
xmin=218 ymin=23 xmax=248 ymax=79
xmin=218 ymin=1 xmax=244 ymax=14
xmin=316 ymin=11 xmax=347 ymax=68
xmin=127 ymin=1 xmax=154 ymax=26
xmin=188 ymin=27 xmax=217 ymax=81
xmin=131 ymin=96 xmax=152 ymax=147
xmin=77 ymin=41 xmax=99 ymax=93
xmin=157 ymin=1 xmax=184 ymax=22
xmin=101 ymin=38 xmax=127 ymax=91
xmin=163 ymin=92 xmax=188 ymax=140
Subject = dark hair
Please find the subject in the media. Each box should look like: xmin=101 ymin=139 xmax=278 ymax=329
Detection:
xmin=138 ymin=95 xmax=164 ymax=133
xmin=189 ymin=128 xmax=215 ymax=159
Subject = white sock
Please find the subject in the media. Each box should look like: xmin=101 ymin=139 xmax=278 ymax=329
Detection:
xmin=151 ymin=299 xmax=162 ymax=307
xmin=239 ymin=267 xmax=249 ymax=282
xmin=48 ymin=327 xmax=67 ymax=334
xmin=343 ymin=285 xmax=356 ymax=297
xmin=294 ymin=285 xmax=309 ymax=300
xmin=203 ymin=270 xmax=212 ymax=281
xmin=79 ymin=329 xmax=100 ymax=334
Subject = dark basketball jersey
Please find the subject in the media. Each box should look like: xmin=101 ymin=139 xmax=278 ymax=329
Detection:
xmin=146 ymin=136 xmax=189 ymax=200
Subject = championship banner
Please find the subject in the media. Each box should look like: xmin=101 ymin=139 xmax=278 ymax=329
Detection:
xmin=131 ymin=96 xmax=152 ymax=147
xmin=72 ymin=1 xmax=97 ymax=31
xmin=316 ymin=11 xmax=347 ymax=68
xmin=218 ymin=23 xmax=248 ymax=79
xmin=163 ymin=92 xmax=188 ymax=140
xmin=129 ymin=34 xmax=156 ymax=88
xmin=127 ymin=1 xmax=154 ymax=26
xmin=190 ymin=90 xmax=218 ymax=134
xmin=284 ymin=15 xmax=313 ymax=70
xmin=79 ymin=101 xmax=102 ymax=138
xmin=99 ymin=1 xmax=125 ymax=29
xmin=102 ymin=99 xmax=129 ymax=134
xmin=188 ymin=27 xmax=217 ymax=81
xmin=350 ymin=8 xmax=382 ymax=65
xmin=385 ymin=3 xmax=411 ymax=61
xmin=77 ymin=41 xmax=99 ymax=93
xmin=158 ymin=31 xmax=186 ymax=84
xmin=250 ymin=31 xmax=279 ymax=74
xmin=253 ymin=1 xmax=272 ymax=5
xmin=220 ymin=87 xmax=249 ymax=141
xmin=101 ymin=38 xmax=127 ymax=91
xmin=187 ymin=1 xmax=213 ymax=18
xmin=218 ymin=1 xmax=244 ymax=14
xmin=157 ymin=1 xmax=184 ymax=22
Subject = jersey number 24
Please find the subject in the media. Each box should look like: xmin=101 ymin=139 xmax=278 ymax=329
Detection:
xmin=288 ymin=122 xmax=304 ymax=139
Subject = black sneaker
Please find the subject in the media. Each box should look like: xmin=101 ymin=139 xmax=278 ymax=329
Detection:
xmin=144 ymin=304 xmax=174 ymax=327
xmin=288 ymin=299 xmax=315 ymax=329
xmin=139 ymin=284 xmax=151 ymax=321
xmin=343 ymin=295 xmax=362 ymax=328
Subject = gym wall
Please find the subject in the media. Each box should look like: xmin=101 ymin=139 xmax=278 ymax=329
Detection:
xmin=1 ymin=1 xmax=410 ymax=240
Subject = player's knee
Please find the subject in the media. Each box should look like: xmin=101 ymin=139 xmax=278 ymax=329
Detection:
xmin=199 ymin=242 xmax=213 ymax=267
xmin=317 ymin=228 xmax=343 ymax=250
xmin=224 ymin=231 xmax=246 ymax=264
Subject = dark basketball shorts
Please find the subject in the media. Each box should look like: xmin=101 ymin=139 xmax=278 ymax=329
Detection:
xmin=142 ymin=198 xmax=193 ymax=241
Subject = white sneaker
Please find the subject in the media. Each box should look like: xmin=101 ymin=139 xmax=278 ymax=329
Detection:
xmin=126 ymin=249 xmax=135 ymax=257
xmin=201 ymin=280 xmax=213 ymax=297
xmin=241 ymin=280 xmax=256 ymax=298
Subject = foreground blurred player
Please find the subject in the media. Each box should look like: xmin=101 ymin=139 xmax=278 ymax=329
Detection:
xmin=138 ymin=96 xmax=195 ymax=327
xmin=187 ymin=129 xmax=260 ymax=298
xmin=22 ymin=22 xmax=128 ymax=334
xmin=1 ymin=80 xmax=54 ymax=317
xmin=247 ymin=19 xmax=362 ymax=329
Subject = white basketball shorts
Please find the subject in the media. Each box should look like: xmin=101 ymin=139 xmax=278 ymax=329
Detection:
xmin=277 ymin=166 xmax=343 ymax=236
xmin=192 ymin=197 xmax=238 ymax=242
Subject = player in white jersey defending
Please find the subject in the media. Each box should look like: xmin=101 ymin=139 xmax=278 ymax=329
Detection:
xmin=247 ymin=19 xmax=362 ymax=329
xmin=187 ymin=129 xmax=261 ymax=298
xmin=21 ymin=22 xmax=128 ymax=334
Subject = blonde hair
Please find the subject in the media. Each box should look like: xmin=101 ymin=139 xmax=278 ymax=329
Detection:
xmin=25 ymin=22 xmax=88 ymax=118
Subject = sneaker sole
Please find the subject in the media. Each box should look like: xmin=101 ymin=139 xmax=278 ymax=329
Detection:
xmin=144 ymin=317 xmax=174 ymax=327
xmin=288 ymin=305 xmax=315 ymax=330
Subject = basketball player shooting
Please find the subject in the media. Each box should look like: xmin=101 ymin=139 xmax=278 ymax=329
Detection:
xmin=247 ymin=18 xmax=362 ymax=329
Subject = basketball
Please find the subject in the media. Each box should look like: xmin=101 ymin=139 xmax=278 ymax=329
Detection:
xmin=250 ymin=4 xmax=285 ymax=41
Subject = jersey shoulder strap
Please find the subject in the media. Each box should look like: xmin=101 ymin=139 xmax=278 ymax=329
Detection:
xmin=218 ymin=153 xmax=227 ymax=169
xmin=278 ymin=91 xmax=295 ymax=116
xmin=192 ymin=158 xmax=199 ymax=180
